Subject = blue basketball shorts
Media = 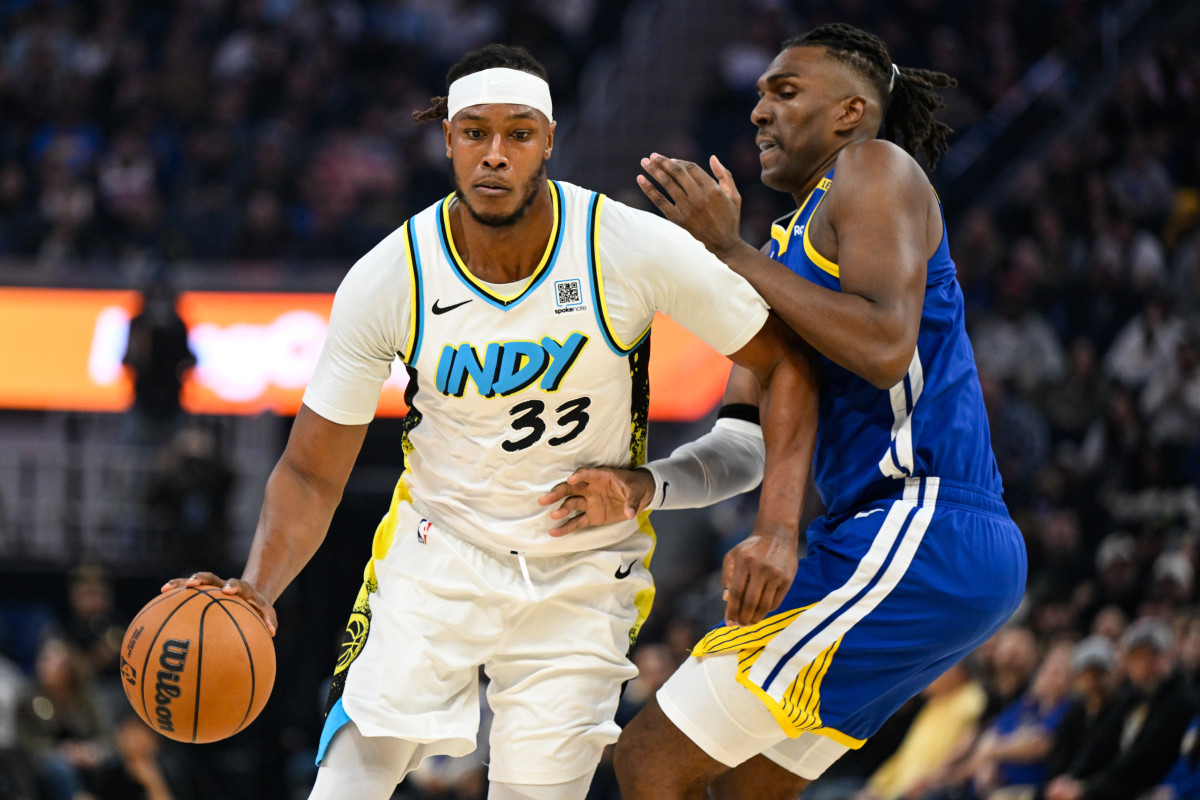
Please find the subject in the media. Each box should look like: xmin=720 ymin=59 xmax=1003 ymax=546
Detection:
xmin=684 ymin=476 xmax=1026 ymax=750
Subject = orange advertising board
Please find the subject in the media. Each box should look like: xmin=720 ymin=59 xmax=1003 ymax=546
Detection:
xmin=0 ymin=288 xmax=731 ymax=421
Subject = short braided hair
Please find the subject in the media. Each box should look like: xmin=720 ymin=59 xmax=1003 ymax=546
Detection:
xmin=784 ymin=23 xmax=957 ymax=168
xmin=412 ymin=44 xmax=550 ymax=123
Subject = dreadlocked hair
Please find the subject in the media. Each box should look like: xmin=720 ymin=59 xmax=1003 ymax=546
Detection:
xmin=783 ymin=23 xmax=957 ymax=168
xmin=412 ymin=44 xmax=550 ymax=123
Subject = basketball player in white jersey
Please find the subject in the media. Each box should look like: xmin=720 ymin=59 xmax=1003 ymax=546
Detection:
xmin=163 ymin=44 xmax=817 ymax=800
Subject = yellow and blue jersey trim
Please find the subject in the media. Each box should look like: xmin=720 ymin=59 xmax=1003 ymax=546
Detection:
xmin=770 ymin=177 xmax=837 ymax=279
xmin=436 ymin=180 xmax=565 ymax=310
xmin=586 ymin=192 xmax=651 ymax=356
xmin=402 ymin=220 xmax=424 ymax=364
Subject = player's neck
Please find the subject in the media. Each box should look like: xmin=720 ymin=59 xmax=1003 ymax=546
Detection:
xmin=449 ymin=188 xmax=555 ymax=284
xmin=789 ymin=150 xmax=842 ymax=209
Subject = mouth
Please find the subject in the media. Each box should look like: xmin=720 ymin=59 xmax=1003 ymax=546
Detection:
xmin=757 ymin=138 xmax=779 ymax=154
xmin=473 ymin=181 xmax=511 ymax=196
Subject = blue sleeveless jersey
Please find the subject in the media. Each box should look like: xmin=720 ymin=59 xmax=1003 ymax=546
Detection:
xmin=768 ymin=170 xmax=1003 ymax=518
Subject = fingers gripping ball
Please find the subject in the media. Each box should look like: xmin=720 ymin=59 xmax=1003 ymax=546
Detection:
xmin=120 ymin=586 xmax=276 ymax=743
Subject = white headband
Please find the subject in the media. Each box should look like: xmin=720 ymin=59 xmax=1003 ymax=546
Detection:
xmin=446 ymin=67 xmax=554 ymax=123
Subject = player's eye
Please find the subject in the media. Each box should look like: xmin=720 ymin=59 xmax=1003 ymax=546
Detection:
xmin=512 ymin=130 xmax=532 ymax=140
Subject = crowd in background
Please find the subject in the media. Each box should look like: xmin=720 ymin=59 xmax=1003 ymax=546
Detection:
xmin=1 ymin=0 xmax=1200 ymax=798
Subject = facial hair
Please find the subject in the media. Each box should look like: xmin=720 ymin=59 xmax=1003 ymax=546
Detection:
xmin=452 ymin=160 xmax=546 ymax=228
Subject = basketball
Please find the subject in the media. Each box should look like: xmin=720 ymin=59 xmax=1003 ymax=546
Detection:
xmin=120 ymin=586 xmax=276 ymax=743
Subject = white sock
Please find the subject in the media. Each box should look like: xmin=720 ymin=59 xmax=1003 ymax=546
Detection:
xmin=308 ymin=721 xmax=420 ymax=800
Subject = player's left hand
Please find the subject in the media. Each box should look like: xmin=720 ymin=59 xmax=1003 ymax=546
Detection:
xmin=721 ymin=529 xmax=798 ymax=627
xmin=638 ymin=153 xmax=745 ymax=259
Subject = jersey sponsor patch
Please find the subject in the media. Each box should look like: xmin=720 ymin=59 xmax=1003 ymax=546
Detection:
xmin=553 ymin=279 xmax=587 ymax=314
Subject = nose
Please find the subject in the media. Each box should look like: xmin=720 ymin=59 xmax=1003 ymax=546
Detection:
xmin=482 ymin=133 xmax=508 ymax=169
xmin=751 ymin=97 xmax=771 ymax=128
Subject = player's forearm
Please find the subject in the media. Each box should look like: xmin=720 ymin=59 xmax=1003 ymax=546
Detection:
xmin=718 ymin=240 xmax=913 ymax=389
xmin=242 ymin=457 xmax=342 ymax=603
xmin=752 ymin=345 xmax=818 ymax=538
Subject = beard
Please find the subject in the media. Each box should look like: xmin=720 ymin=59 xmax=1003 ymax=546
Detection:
xmin=452 ymin=160 xmax=546 ymax=228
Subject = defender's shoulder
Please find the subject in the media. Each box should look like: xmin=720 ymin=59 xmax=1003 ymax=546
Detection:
xmin=833 ymin=140 xmax=931 ymax=198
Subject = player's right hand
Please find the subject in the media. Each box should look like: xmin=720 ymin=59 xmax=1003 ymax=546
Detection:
xmin=161 ymin=572 xmax=278 ymax=637
xmin=538 ymin=467 xmax=655 ymax=537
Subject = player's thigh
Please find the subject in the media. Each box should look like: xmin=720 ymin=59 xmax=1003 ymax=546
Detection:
xmin=710 ymin=756 xmax=811 ymax=800
xmin=485 ymin=538 xmax=652 ymax=785
xmin=334 ymin=506 xmax=505 ymax=744
xmin=614 ymin=698 xmax=728 ymax=799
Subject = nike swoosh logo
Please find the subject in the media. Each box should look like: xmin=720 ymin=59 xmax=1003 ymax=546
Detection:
xmin=662 ymin=481 xmax=669 ymax=504
xmin=431 ymin=298 xmax=473 ymax=315
xmin=615 ymin=561 xmax=635 ymax=579
xmin=854 ymin=508 xmax=885 ymax=519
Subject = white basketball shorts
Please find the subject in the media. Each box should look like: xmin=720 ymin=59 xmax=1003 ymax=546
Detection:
xmin=320 ymin=500 xmax=655 ymax=785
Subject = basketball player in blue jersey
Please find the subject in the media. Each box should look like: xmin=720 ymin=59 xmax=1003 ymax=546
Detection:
xmin=162 ymin=45 xmax=819 ymax=800
xmin=545 ymin=22 xmax=1027 ymax=799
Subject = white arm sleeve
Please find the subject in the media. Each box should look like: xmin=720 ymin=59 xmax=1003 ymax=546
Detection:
xmin=302 ymin=227 xmax=412 ymax=425
xmin=594 ymin=197 xmax=770 ymax=355
xmin=642 ymin=416 xmax=765 ymax=510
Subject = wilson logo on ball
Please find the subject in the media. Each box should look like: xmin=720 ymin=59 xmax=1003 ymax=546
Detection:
xmin=153 ymin=638 xmax=192 ymax=732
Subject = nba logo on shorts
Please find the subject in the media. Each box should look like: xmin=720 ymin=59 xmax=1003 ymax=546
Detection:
xmin=416 ymin=519 xmax=432 ymax=544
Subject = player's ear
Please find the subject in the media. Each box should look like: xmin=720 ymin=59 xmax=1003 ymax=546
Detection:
xmin=443 ymin=119 xmax=453 ymax=159
xmin=834 ymin=94 xmax=868 ymax=133
xmin=544 ymin=119 xmax=556 ymax=161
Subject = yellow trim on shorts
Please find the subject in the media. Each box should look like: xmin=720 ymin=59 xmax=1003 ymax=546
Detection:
xmin=363 ymin=478 xmax=414 ymax=589
xmin=629 ymin=509 xmax=657 ymax=646
xmin=810 ymin=726 xmax=866 ymax=749
xmin=690 ymin=604 xmax=859 ymax=744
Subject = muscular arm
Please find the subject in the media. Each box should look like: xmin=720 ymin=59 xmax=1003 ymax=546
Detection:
xmin=243 ymin=405 xmax=368 ymax=602
xmin=168 ymin=405 xmax=367 ymax=632
xmin=639 ymin=142 xmax=932 ymax=389
xmin=721 ymin=313 xmax=820 ymax=623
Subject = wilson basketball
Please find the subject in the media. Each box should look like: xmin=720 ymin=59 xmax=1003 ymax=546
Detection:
xmin=120 ymin=586 xmax=276 ymax=743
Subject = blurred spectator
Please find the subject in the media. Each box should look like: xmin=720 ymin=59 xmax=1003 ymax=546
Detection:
xmin=980 ymin=628 xmax=1041 ymax=722
xmin=1041 ymin=338 xmax=1107 ymax=447
xmin=121 ymin=276 xmax=195 ymax=445
xmin=1044 ymin=617 xmax=1197 ymax=800
xmin=1078 ymin=533 xmax=1143 ymax=628
xmin=0 ymin=642 xmax=35 ymax=800
xmin=1043 ymin=636 xmax=1120 ymax=789
xmin=971 ymin=274 xmax=1066 ymax=397
xmin=144 ymin=424 xmax=235 ymax=575
xmin=1101 ymin=291 xmax=1184 ymax=392
xmin=1150 ymin=713 xmax=1200 ymax=800
xmin=60 ymin=565 xmax=125 ymax=718
xmin=1140 ymin=326 xmax=1200 ymax=451
xmin=92 ymin=712 xmax=192 ymax=800
xmin=855 ymin=661 xmax=988 ymax=800
xmin=17 ymin=635 xmax=113 ymax=800
xmin=918 ymin=642 xmax=1074 ymax=800
xmin=980 ymin=376 xmax=1051 ymax=504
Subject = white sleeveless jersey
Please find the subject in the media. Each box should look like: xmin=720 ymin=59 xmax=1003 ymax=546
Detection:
xmin=303 ymin=180 xmax=768 ymax=555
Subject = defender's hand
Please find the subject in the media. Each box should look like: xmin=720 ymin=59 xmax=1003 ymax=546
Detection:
xmin=161 ymin=572 xmax=278 ymax=636
xmin=539 ymin=467 xmax=656 ymax=537
xmin=638 ymin=153 xmax=744 ymax=258
xmin=721 ymin=530 xmax=798 ymax=627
